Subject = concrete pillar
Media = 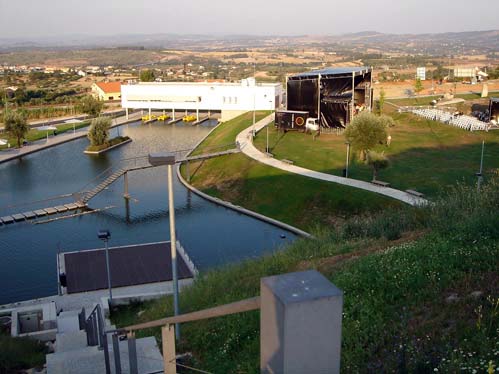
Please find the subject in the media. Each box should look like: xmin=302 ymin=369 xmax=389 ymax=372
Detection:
xmin=172 ymin=108 xmax=175 ymax=119
xmin=126 ymin=108 xmax=129 ymax=120
xmin=162 ymin=324 xmax=176 ymax=374
xmin=260 ymin=270 xmax=343 ymax=374
xmin=163 ymin=109 xmax=165 ymax=115
xmin=124 ymin=172 xmax=129 ymax=199
xmin=149 ymin=107 xmax=151 ymax=117
xmin=196 ymin=108 xmax=199 ymax=121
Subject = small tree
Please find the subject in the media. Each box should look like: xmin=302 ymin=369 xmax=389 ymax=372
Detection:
xmin=79 ymin=95 xmax=103 ymax=117
xmin=87 ymin=117 xmax=111 ymax=146
xmin=140 ymin=69 xmax=155 ymax=82
xmin=344 ymin=112 xmax=388 ymax=160
xmin=414 ymin=78 xmax=424 ymax=95
xmin=366 ymin=151 xmax=390 ymax=181
xmin=4 ymin=111 xmax=28 ymax=148
xmin=377 ymin=87 xmax=386 ymax=114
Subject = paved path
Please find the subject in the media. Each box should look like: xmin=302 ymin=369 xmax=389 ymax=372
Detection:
xmin=0 ymin=112 xmax=141 ymax=164
xmin=236 ymin=114 xmax=427 ymax=206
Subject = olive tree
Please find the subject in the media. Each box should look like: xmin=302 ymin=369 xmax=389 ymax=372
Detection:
xmin=4 ymin=111 xmax=28 ymax=148
xmin=414 ymin=78 xmax=424 ymax=95
xmin=377 ymin=87 xmax=386 ymax=114
xmin=366 ymin=151 xmax=390 ymax=181
xmin=87 ymin=117 xmax=111 ymax=146
xmin=140 ymin=69 xmax=155 ymax=82
xmin=79 ymin=95 xmax=103 ymax=117
xmin=344 ymin=112 xmax=388 ymax=160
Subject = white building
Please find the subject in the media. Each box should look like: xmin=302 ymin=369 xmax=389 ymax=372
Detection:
xmin=121 ymin=78 xmax=283 ymax=122
xmin=416 ymin=67 xmax=426 ymax=81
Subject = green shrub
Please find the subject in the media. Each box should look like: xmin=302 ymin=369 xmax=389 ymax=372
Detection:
xmin=87 ymin=117 xmax=111 ymax=146
xmin=0 ymin=334 xmax=47 ymax=371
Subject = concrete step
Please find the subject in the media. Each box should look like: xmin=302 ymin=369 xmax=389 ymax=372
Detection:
xmin=46 ymin=346 xmax=105 ymax=374
xmin=46 ymin=337 xmax=163 ymax=374
xmin=57 ymin=311 xmax=81 ymax=333
xmin=108 ymin=336 xmax=164 ymax=374
xmin=55 ymin=330 xmax=88 ymax=353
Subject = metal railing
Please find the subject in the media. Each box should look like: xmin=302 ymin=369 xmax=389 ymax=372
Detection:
xmin=85 ymin=304 xmax=111 ymax=373
xmin=104 ymin=297 xmax=261 ymax=374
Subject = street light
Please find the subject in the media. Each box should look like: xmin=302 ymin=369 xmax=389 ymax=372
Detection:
xmin=344 ymin=142 xmax=351 ymax=178
xmin=476 ymin=140 xmax=485 ymax=192
xmin=266 ymin=99 xmax=273 ymax=154
xmin=97 ymin=229 xmax=113 ymax=303
xmin=148 ymin=152 xmax=180 ymax=340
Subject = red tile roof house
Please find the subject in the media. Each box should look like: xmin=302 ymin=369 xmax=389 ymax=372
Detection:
xmin=91 ymin=81 xmax=122 ymax=101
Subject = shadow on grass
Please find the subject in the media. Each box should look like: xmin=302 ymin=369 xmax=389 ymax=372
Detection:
xmin=323 ymin=141 xmax=499 ymax=196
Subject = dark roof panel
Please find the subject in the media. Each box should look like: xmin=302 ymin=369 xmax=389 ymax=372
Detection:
xmin=64 ymin=242 xmax=193 ymax=294
xmin=291 ymin=66 xmax=371 ymax=79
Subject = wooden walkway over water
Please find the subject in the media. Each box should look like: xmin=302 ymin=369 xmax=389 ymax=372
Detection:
xmin=0 ymin=148 xmax=240 ymax=226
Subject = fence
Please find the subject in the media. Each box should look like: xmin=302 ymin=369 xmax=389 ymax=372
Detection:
xmin=102 ymin=270 xmax=343 ymax=374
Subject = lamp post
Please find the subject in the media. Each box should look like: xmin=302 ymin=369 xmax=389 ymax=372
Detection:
xmin=344 ymin=142 xmax=351 ymax=178
xmin=266 ymin=99 xmax=273 ymax=154
xmin=148 ymin=152 xmax=180 ymax=340
xmin=97 ymin=229 xmax=113 ymax=303
xmin=476 ymin=140 xmax=485 ymax=192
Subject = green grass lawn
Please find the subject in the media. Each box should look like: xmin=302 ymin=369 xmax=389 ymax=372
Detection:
xmin=384 ymin=91 xmax=499 ymax=107
xmin=111 ymin=182 xmax=499 ymax=373
xmin=0 ymin=120 xmax=90 ymax=150
xmin=181 ymin=112 xmax=399 ymax=230
xmin=191 ymin=111 xmax=270 ymax=156
xmin=253 ymin=112 xmax=499 ymax=196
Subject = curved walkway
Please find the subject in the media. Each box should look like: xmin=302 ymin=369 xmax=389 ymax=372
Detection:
xmin=236 ymin=114 xmax=428 ymax=206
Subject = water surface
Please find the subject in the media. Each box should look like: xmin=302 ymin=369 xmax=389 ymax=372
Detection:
xmin=0 ymin=121 xmax=296 ymax=304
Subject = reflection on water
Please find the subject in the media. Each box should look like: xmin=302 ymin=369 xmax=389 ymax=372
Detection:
xmin=0 ymin=121 xmax=296 ymax=304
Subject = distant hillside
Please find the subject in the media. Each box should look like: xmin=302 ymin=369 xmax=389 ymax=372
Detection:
xmin=0 ymin=30 xmax=498 ymax=55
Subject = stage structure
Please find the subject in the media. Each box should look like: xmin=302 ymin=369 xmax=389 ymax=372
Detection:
xmin=490 ymin=97 xmax=499 ymax=122
xmin=277 ymin=67 xmax=373 ymax=131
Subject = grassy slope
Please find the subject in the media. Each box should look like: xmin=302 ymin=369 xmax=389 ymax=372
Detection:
xmin=182 ymin=112 xmax=398 ymax=231
xmin=112 ymin=182 xmax=499 ymax=373
xmin=253 ymin=110 xmax=499 ymax=196
xmin=191 ymin=111 xmax=270 ymax=156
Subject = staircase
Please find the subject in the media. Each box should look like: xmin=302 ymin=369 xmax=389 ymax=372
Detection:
xmin=46 ymin=305 xmax=163 ymax=374
xmin=78 ymin=168 xmax=127 ymax=204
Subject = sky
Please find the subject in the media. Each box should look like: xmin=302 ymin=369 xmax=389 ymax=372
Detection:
xmin=1 ymin=0 xmax=498 ymax=39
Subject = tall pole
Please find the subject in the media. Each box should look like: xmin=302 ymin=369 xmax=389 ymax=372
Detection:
xmin=104 ymin=239 xmax=113 ymax=302
xmin=168 ymin=164 xmax=180 ymax=340
xmin=345 ymin=142 xmax=350 ymax=178
xmin=266 ymin=100 xmax=272 ymax=153
xmin=252 ymin=60 xmax=256 ymax=135
xmin=477 ymin=140 xmax=485 ymax=192
xmin=266 ymin=123 xmax=269 ymax=153
xmin=351 ymin=71 xmax=355 ymax=123
xmin=317 ymin=74 xmax=321 ymax=125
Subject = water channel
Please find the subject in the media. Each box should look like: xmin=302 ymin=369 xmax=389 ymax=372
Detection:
xmin=0 ymin=120 xmax=297 ymax=304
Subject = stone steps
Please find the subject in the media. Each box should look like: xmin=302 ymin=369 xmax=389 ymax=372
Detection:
xmin=47 ymin=337 xmax=163 ymax=374
xmin=55 ymin=330 xmax=88 ymax=353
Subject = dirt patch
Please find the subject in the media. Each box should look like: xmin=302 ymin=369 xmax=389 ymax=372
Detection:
xmin=296 ymin=230 xmax=426 ymax=273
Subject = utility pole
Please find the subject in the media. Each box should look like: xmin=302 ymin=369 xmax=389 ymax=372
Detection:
xmin=476 ymin=140 xmax=485 ymax=192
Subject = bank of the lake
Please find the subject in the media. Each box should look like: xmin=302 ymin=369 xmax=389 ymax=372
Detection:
xmin=180 ymin=112 xmax=401 ymax=231
xmin=112 ymin=180 xmax=499 ymax=373
xmin=0 ymin=118 xmax=297 ymax=304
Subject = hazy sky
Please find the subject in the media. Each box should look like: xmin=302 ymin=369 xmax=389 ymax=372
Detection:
xmin=1 ymin=0 xmax=498 ymax=39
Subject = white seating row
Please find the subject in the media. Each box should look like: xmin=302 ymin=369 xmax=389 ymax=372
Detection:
xmin=411 ymin=108 xmax=490 ymax=131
